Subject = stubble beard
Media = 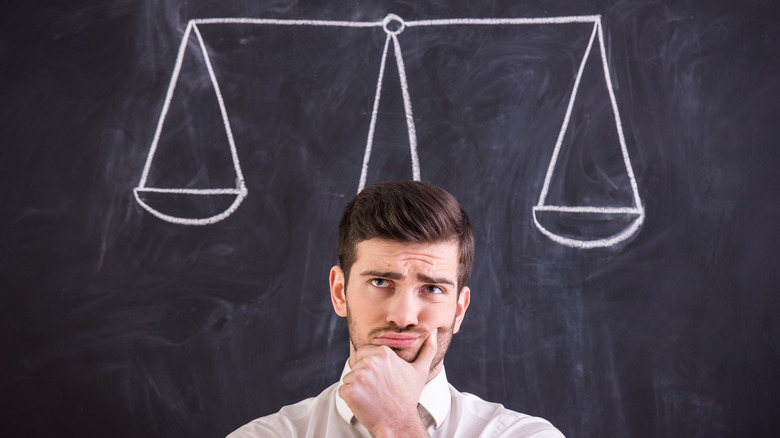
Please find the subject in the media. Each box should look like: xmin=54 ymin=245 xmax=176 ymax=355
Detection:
xmin=345 ymin=302 xmax=456 ymax=374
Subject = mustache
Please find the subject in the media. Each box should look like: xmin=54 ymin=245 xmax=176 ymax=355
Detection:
xmin=368 ymin=323 xmax=428 ymax=338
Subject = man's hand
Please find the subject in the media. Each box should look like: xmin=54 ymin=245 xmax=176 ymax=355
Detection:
xmin=339 ymin=329 xmax=438 ymax=438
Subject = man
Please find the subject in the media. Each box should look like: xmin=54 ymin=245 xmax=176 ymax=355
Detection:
xmin=229 ymin=181 xmax=564 ymax=437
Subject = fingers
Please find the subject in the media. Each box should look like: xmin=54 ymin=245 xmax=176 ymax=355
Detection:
xmin=412 ymin=329 xmax=437 ymax=373
xmin=351 ymin=344 xmax=388 ymax=365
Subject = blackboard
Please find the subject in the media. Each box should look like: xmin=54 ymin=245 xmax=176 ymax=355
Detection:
xmin=2 ymin=0 xmax=779 ymax=436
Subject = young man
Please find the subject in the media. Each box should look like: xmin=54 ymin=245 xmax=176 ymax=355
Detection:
xmin=228 ymin=181 xmax=564 ymax=437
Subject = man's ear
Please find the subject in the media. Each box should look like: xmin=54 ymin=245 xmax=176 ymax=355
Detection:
xmin=452 ymin=286 xmax=470 ymax=334
xmin=330 ymin=265 xmax=347 ymax=317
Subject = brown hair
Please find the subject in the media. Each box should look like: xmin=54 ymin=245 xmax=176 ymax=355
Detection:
xmin=337 ymin=181 xmax=474 ymax=291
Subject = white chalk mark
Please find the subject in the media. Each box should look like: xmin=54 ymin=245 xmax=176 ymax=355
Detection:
xmin=536 ymin=21 xmax=598 ymax=206
xmin=137 ymin=21 xmax=195 ymax=189
xmin=390 ymin=26 xmax=421 ymax=184
xmin=382 ymin=14 xmax=406 ymax=35
xmin=134 ymin=187 xmax=244 ymax=195
xmin=135 ymin=14 xmax=644 ymax=248
xmin=191 ymin=23 xmax=247 ymax=194
xmin=533 ymin=205 xmax=641 ymax=214
xmin=404 ymin=16 xmax=602 ymax=27
xmin=192 ymin=17 xmax=382 ymax=28
xmin=358 ymin=33 xmax=392 ymax=193
xmin=533 ymin=17 xmax=644 ymax=248
xmin=596 ymin=19 xmax=643 ymax=210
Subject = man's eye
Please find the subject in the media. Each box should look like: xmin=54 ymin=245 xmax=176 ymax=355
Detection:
xmin=370 ymin=278 xmax=390 ymax=288
xmin=424 ymin=285 xmax=444 ymax=294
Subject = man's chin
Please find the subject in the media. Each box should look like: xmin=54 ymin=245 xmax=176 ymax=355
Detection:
xmin=389 ymin=345 xmax=421 ymax=363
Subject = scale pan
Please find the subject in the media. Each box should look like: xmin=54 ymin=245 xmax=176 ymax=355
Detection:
xmin=532 ymin=205 xmax=644 ymax=248
xmin=133 ymin=187 xmax=247 ymax=225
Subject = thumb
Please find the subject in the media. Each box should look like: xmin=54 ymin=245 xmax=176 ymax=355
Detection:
xmin=413 ymin=329 xmax=438 ymax=374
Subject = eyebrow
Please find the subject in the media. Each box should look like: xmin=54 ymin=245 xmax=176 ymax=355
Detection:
xmin=360 ymin=270 xmax=454 ymax=286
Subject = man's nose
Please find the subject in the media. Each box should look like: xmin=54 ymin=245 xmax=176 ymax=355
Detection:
xmin=385 ymin=288 xmax=420 ymax=328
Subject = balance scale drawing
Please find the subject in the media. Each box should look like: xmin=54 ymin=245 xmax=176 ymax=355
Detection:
xmin=134 ymin=14 xmax=645 ymax=248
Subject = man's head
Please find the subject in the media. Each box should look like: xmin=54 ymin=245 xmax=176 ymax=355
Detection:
xmin=330 ymin=181 xmax=474 ymax=380
xmin=336 ymin=181 xmax=474 ymax=291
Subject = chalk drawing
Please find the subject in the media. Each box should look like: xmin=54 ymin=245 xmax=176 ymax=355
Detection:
xmin=134 ymin=14 xmax=643 ymax=248
xmin=531 ymin=18 xmax=644 ymax=248
xmin=134 ymin=20 xmax=248 ymax=226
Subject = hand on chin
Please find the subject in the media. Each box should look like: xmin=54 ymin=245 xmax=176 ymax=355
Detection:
xmin=339 ymin=330 xmax=438 ymax=437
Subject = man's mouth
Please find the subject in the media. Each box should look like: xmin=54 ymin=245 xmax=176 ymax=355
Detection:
xmin=373 ymin=333 xmax=420 ymax=348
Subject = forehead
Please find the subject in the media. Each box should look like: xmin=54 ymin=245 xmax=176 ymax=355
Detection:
xmin=353 ymin=238 xmax=459 ymax=271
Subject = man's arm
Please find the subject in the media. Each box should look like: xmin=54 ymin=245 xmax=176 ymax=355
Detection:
xmin=338 ymin=330 xmax=438 ymax=438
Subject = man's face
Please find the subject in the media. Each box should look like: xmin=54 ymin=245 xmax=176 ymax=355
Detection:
xmin=329 ymin=238 xmax=470 ymax=381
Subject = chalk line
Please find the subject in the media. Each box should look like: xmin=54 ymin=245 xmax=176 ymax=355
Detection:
xmin=596 ymin=19 xmax=643 ymax=210
xmin=358 ymin=33 xmax=392 ymax=193
xmin=533 ymin=205 xmax=642 ymax=214
xmin=134 ymin=187 xmax=244 ymax=195
xmin=404 ymin=16 xmax=601 ymax=27
xmin=192 ymin=17 xmax=381 ymax=28
xmin=536 ymin=20 xmax=599 ymax=207
xmin=191 ymin=23 xmax=247 ymax=193
xmin=390 ymin=19 xmax=421 ymax=186
xmin=137 ymin=20 xmax=195 ymax=189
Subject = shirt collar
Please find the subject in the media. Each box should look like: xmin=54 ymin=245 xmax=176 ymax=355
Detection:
xmin=335 ymin=360 xmax=452 ymax=429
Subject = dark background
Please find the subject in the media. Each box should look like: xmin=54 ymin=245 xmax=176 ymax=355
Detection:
xmin=2 ymin=0 xmax=779 ymax=437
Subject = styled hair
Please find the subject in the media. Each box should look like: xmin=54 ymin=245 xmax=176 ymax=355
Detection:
xmin=337 ymin=181 xmax=474 ymax=291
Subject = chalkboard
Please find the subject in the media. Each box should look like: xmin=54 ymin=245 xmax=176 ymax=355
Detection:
xmin=2 ymin=0 xmax=779 ymax=437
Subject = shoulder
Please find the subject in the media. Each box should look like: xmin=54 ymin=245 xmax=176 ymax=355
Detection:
xmin=226 ymin=383 xmax=340 ymax=438
xmin=450 ymin=387 xmax=565 ymax=438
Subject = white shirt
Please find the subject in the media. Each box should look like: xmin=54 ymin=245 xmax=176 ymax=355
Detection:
xmin=228 ymin=362 xmax=565 ymax=437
